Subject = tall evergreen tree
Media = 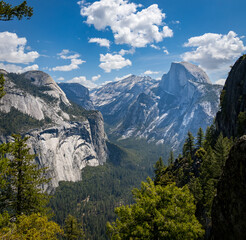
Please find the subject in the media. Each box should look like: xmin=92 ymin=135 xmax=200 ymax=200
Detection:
xmin=0 ymin=1 xmax=33 ymax=21
xmin=0 ymin=135 xmax=49 ymax=217
xmin=183 ymin=131 xmax=195 ymax=157
xmin=213 ymin=133 xmax=233 ymax=169
xmin=153 ymin=157 xmax=165 ymax=185
xmin=64 ymin=214 xmax=84 ymax=240
xmin=204 ymin=124 xmax=216 ymax=150
xmin=168 ymin=150 xmax=174 ymax=165
xmin=196 ymin=127 xmax=204 ymax=149
xmin=0 ymin=74 xmax=5 ymax=99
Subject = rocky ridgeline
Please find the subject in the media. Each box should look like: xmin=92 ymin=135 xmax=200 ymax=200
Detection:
xmin=0 ymin=70 xmax=108 ymax=191
xmin=91 ymin=62 xmax=222 ymax=150
xmin=215 ymin=56 xmax=246 ymax=138
xmin=59 ymin=82 xmax=94 ymax=110
xmin=211 ymin=56 xmax=246 ymax=239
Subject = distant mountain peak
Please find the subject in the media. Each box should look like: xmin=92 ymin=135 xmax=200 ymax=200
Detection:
xmin=21 ymin=70 xmax=70 ymax=105
xmin=160 ymin=61 xmax=211 ymax=95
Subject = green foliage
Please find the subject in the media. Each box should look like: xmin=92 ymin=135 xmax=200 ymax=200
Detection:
xmin=0 ymin=0 xmax=33 ymax=21
xmin=0 ymin=213 xmax=63 ymax=239
xmin=153 ymin=157 xmax=165 ymax=184
xmin=0 ymin=74 xmax=5 ymax=99
xmin=0 ymin=107 xmax=50 ymax=135
xmin=8 ymin=73 xmax=57 ymax=103
xmin=196 ymin=127 xmax=204 ymax=149
xmin=183 ymin=131 xmax=195 ymax=157
xmin=50 ymin=138 xmax=170 ymax=240
xmin=189 ymin=177 xmax=203 ymax=204
xmin=157 ymin=127 xmax=234 ymax=234
xmin=0 ymin=135 xmax=49 ymax=217
xmin=168 ymin=150 xmax=174 ymax=165
xmin=219 ymin=89 xmax=226 ymax=112
xmin=64 ymin=215 xmax=85 ymax=240
xmin=237 ymin=111 xmax=246 ymax=136
xmin=213 ymin=133 xmax=233 ymax=170
xmin=204 ymin=124 xmax=216 ymax=150
xmin=107 ymin=178 xmax=204 ymax=240
xmin=0 ymin=143 xmax=11 ymax=189
xmin=0 ymin=137 xmax=63 ymax=240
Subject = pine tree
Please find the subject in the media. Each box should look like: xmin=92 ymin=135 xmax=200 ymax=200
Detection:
xmin=107 ymin=178 xmax=204 ymax=240
xmin=153 ymin=157 xmax=164 ymax=184
xmin=196 ymin=127 xmax=204 ymax=149
xmin=183 ymin=131 xmax=195 ymax=157
xmin=0 ymin=142 xmax=10 ymax=189
xmin=0 ymin=1 xmax=33 ymax=21
xmin=0 ymin=74 xmax=5 ymax=99
xmin=0 ymin=134 xmax=49 ymax=217
xmin=168 ymin=150 xmax=174 ymax=165
xmin=204 ymin=124 xmax=216 ymax=150
xmin=189 ymin=177 xmax=203 ymax=204
xmin=213 ymin=133 xmax=233 ymax=170
xmin=64 ymin=214 xmax=84 ymax=240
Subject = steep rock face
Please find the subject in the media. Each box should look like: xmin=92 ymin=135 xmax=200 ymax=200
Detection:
xmin=210 ymin=135 xmax=246 ymax=240
xmin=58 ymin=83 xmax=94 ymax=110
xmin=22 ymin=71 xmax=70 ymax=105
xmin=159 ymin=62 xmax=211 ymax=96
xmin=215 ymin=56 xmax=246 ymax=138
xmin=90 ymin=75 xmax=159 ymax=125
xmin=0 ymin=71 xmax=108 ymax=190
xmin=92 ymin=62 xmax=222 ymax=150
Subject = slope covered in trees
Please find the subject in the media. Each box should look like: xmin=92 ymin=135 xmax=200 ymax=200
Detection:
xmin=0 ymin=135 xmax=63 ymax=239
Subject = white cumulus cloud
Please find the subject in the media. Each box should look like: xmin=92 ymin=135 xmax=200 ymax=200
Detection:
xmin=214 ymin=79 xmax=226 ymax=86
xmin=92 ymin=74 xmax=101 ymax=81
xmin=150 ymin=44 xmax=160 ymax=50
xmin=57 ymin=77 xmax=65 ymax=81
xmin=182 ymin=31 xmax=246 ymax=70
xmin=0 ymin=63 xmax=39 ymax=73
xmin=52 ymin=49 xmax=85 ymax=71
xmin=144 ymin=70 xmax=159 ymax=75
xmin=67 ymin=76 xmax=97 ymax=89
xmin=99 ymin=53 xmax=132 ymax=72
xmin=163 ymin=46 xmax=169 ymax=55
xmin=89 ymin=38 xmax=110 ymax=48
xmin=0 ymin=31 xmax=39 ymax=64
xmin=119 ymin=48 xmax=135 ymax=56
xmin=79 ymin=0 xmax=173 ymax=48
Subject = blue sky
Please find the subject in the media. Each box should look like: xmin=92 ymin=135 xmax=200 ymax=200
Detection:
xmin=1 ymin=0 xmax=246 ymax=88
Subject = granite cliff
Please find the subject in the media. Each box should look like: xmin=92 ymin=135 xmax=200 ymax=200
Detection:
xmin=91 ymin=62 xmax=222 ymax=150
xmin=215 ymin=56 xmax=246 ymax=138
xmin=58 ymin=82 xmax=94 ymax=110
xmin=0 ymin=70 xmax=108 ymax=191
xmin=211 ymin=56 xmax=246 ymax=239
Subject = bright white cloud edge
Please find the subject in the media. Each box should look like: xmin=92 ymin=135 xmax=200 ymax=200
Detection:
xmin=89 ymin=38 xmax=110 ymax=48
xmin=99 ymin=53 xmax=132 ymax=73
xmin=182 ymin=31 xmax=246 ymax=70
xmin=79 ymin=0 xmax=173 ymax=48
xmin=0 ymin=31 xmax=39 ymax=64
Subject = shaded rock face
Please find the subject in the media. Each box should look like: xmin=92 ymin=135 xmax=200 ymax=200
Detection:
xmin=211 ymin=135 xmax=246 ymax=240
xmin=0 ymin=71 xmax=108 ymax=190
xmin=91 ymin=62 xmax=222 ymax=150
xmin=91 ymin=75 xmax=158 ymax=125
xmin=58 ymin=83 xmax=94 ymax=110
xmin=159 ymin=62 xmax=211 ymax=96
xmin=215 ymin=56 xmax=246 ymax=138
xmin=22 ymin=71 xmax=70 ymax=105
